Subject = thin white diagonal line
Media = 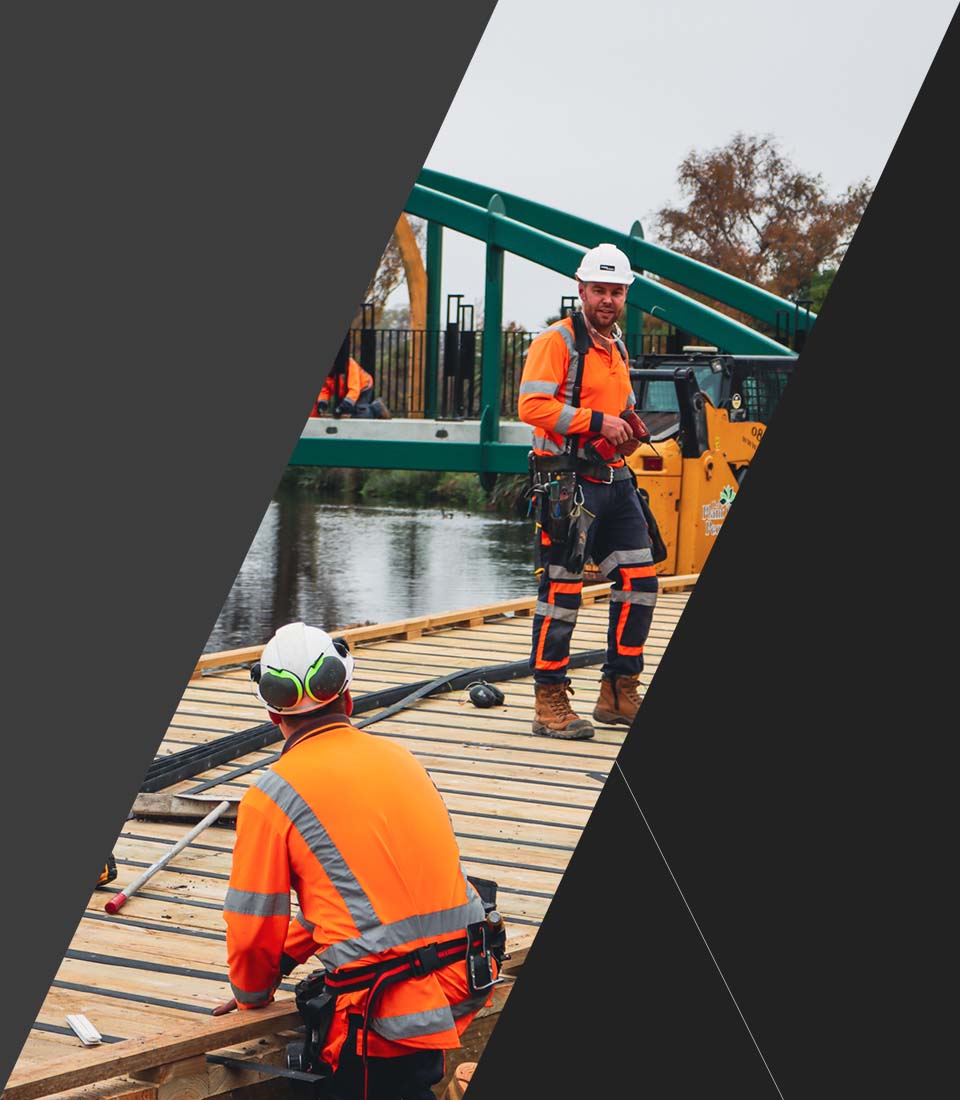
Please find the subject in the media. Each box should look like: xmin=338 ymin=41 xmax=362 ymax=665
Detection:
xmin=614 ymin=760 xmax=786 ymax=1100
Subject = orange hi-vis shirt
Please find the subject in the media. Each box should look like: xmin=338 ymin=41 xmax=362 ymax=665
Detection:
xmin=223 ymin=721 xmax=489 ymax=1065
xmin=517 ymin=316 xmax=635 ymax=462
xmin=315 ymin=358 xmax=373 ymax=411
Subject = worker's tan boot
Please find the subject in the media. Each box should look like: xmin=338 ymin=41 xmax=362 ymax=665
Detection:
xmin=442 ymin=1062 xmax=475 ymax=1099
xmin=533 ymin=681 xmax=594 ymax=740
xmin=593 ymin=675 xmax=643 ymax=725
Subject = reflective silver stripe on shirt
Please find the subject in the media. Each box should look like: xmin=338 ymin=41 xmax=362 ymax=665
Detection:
xmin=554 ymin=405 xmax=577 ymax=435
xmin=542 ymin=322 xmax=578 ymax=406
xmin=450 ymin=991 xmax=489 ymax=1019
xmin=320 ymin=896 xmax=486 ymax=971
xmin=609 ymin=590 xmax=658 ymax=606
xmin=296 ymin=910 xmax=315 ymax=933
xmin=223 ymin=888 xmax=290 ymax=919
xmin=256 ymin=770 xmax=379 ymax=934
xmin=596 ymin=548 xmax=654 ymax=574
xmin=519 ymin=380 xmax=559 ymax=396
xmin=231 ymin=981 xmax=277 ymax=1005
xmin=535 ymin=602 xmax=578 ymax=622
xmin=372 ymin=1004 xmax=457 ymax=1041
xmin=548 ymin=565 xmax=583 ymax=581
xmin=533 ymin=432 xmax=564 ymax=455
xmin=462 ymin=870 xmax=480 ymax=903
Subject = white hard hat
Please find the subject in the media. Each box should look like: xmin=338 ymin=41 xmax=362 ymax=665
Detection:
xmin=252 ymin=622 xmax=354 ymax=714
xmin=575 ymin=243 xmax=635 ymax=286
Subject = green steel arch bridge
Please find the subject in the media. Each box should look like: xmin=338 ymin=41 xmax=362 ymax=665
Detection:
xmin=292 ymin=169 xmax=811 ymax=477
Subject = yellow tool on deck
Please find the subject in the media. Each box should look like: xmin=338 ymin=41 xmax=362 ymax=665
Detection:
xmin=96 ymin=854 xmax=117 ymax=888
xmin=624 ymin=348 xmax=797 ymax=575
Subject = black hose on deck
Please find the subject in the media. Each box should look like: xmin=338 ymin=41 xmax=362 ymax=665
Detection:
xmin=144 ymin=648 xmax=607 ymax=794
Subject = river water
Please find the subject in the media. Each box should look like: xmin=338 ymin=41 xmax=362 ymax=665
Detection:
xmin=205 ymin=487 xmax=536 ymax=653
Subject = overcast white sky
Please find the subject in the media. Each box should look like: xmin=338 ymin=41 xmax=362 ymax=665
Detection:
xmin=387 ymin=0 xmax=954 ymax=330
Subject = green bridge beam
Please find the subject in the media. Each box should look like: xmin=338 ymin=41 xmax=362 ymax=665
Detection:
xmin=406 ymin=184 xmax=791 ymax=356
xmin=291 ymin=436 xmax=530 ymax=474
xmin=418 ymin=168 xmax=813 ymax=335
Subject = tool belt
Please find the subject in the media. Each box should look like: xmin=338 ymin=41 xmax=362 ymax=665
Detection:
xmin=290 ymin=906 xmax=505 ymax=1097
xmin=531 ymin=451 xmax=635 ymax=485
xmin=326 ymin=926 xmax=497 ymax=995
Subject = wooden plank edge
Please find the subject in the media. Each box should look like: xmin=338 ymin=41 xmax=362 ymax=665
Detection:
xmin=193 ymin=576 xmax=697 ymax=676
xmin=23 ymin=1034 xmax=298 ymax=1100
xmin=2 ymin=1002 xmax=301 ymax=1100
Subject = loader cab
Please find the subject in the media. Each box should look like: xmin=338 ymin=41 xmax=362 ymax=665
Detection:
xmin=630 ymin=349 xmax=797 ymax=445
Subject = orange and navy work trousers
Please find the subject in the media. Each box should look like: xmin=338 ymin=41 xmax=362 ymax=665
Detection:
xmin=531 ymin=478 xmax=658 ymax=684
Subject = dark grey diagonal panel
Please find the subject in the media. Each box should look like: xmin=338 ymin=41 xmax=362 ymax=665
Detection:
xmin=0 ymin=0 xmax=497 ymax=1087
xmin=466 ymin=9 xmax=957 ymax=1099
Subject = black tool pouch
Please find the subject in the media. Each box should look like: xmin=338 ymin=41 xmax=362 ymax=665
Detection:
xmin=563 ymin=499 xmax=597 ymax=574
xmin=466 ymin=875 xmax=508 ymax=992
xmin=636 ymin=486 xmax=668 ymax=564
xmin=539 ymin=470 xmax=578 ymax=543
xmin=287 ymin=971 xmax=336 ymax=1077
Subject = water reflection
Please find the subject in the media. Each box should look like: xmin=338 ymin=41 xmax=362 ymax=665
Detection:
xmin=206 ymin=487 xmax=535 ymax=652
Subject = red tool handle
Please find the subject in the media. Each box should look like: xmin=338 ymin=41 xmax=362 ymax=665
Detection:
xmin=104 ymin=892 xmax=128 ymax=914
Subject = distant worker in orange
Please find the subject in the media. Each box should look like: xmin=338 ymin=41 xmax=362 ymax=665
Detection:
xmin=314 ymin=337 xmax=391 ymax=419
xmin=213 ymin=622 xmax=503 ymax=1100
xmin=518 ymin=243 xmax=658 ymax=739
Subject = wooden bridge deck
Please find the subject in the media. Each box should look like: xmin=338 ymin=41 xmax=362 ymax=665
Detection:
xmin=4 ymin=581 xmax=693 ymax=1100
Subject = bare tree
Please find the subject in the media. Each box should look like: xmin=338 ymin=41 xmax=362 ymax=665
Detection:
xmin=352 ymin=215 xmax=426 ymax=326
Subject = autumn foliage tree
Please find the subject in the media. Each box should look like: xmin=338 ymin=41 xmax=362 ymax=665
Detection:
xmin=654 ymin=133 xmax=871 ymax=312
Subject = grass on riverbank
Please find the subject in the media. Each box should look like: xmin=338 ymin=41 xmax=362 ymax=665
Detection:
xmin=282 ymin=466 xmax=529 ymax=515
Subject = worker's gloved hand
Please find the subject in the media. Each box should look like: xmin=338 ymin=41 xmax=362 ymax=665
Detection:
xmin=316 ymin=400 xmax=328 ymax=416
xmin=336 ymin=397 xmax=356 ymax=417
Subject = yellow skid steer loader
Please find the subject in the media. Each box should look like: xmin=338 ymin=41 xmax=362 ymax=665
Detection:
xmin=625 ymin=348 xmax=797 ymax=575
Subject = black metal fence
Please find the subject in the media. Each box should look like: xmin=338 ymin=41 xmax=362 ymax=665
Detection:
xmin=342 ymin=326 xmax=689 ymax=419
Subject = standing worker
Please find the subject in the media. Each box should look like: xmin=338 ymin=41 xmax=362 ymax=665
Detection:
xmin=518 ymin=243 xmax=658 ymax=739
xmin=213 ymin=622 xmax=499 ymax=1100
xmin=314 ymin=336 xmax=391 ymax=419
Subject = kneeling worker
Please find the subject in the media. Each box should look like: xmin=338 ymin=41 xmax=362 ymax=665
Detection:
xmin=214 ymin=622 xmax=497 ymax=1100
xmin=314 ymin=338 xmax=390 ymax=419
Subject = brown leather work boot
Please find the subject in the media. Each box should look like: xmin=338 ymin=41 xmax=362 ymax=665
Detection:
xmin=593 ymin=675 xmax=643 ymax=726
xmin=533 ymin=681 xmax=595 ymax=740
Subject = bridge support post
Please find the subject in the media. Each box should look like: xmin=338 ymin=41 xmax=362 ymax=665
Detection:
xmin=625 ymin=218 xmax=646 ymax=359
xmin=425 ymin=221 xmax=443 ymax=418
xmin=480 ymin=197 xmax=505 ymax=467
